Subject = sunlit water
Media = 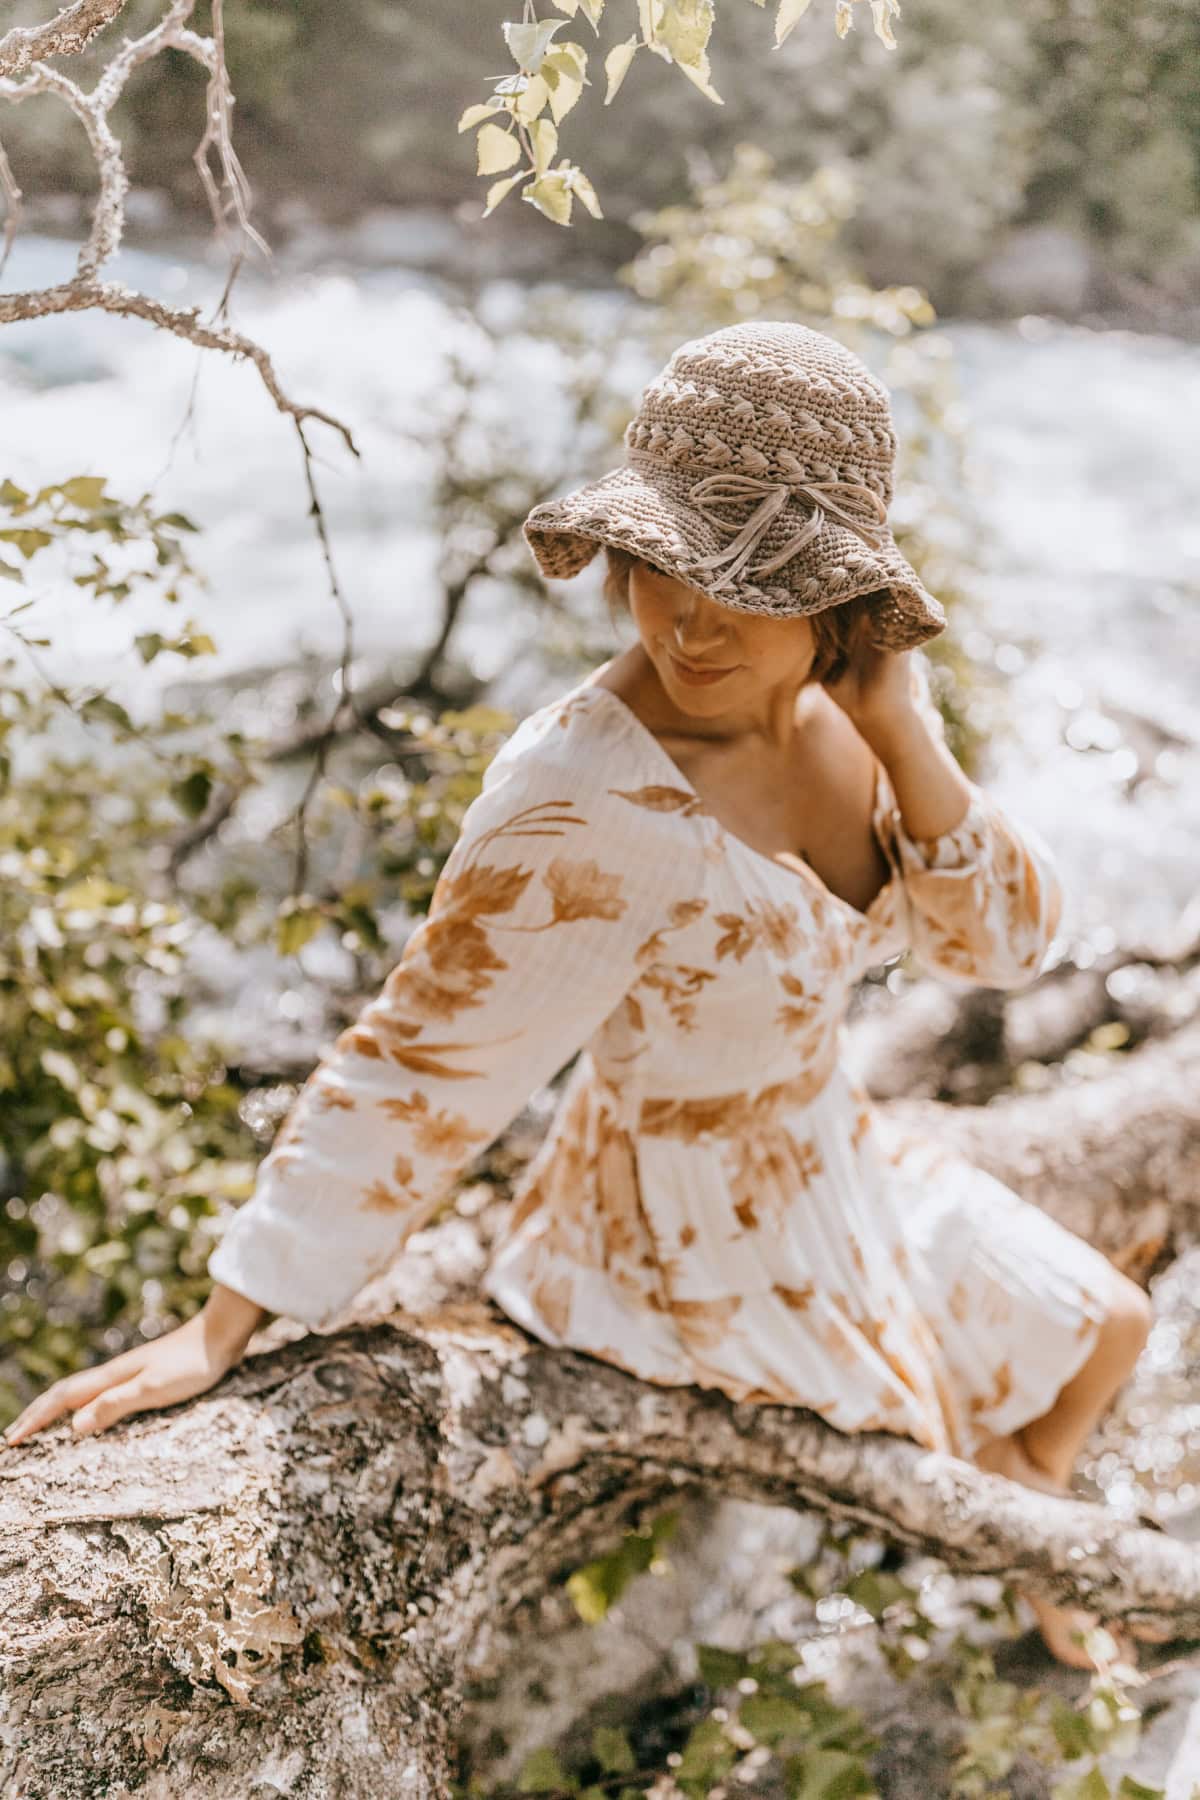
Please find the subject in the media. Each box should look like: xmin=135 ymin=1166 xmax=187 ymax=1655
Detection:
xmin=3 ymin=234 xmax=1199 ymax=1519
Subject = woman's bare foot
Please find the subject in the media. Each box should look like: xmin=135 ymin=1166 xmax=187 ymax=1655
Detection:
xmin=972 ymin=1430 xmax=1148 ymax=1670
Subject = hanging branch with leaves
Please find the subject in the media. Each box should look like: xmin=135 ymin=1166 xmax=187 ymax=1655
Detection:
xmin=461 ymin=0 xmax=902 ymax=224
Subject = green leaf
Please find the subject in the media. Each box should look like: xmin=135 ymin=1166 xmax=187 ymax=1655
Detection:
xmin=658 ymin=0 xmax=723 ymax=106
xmin=604 ymin=36 xmax=639 ymax=102
xmin=141 ymin=626 xmax=216 ymax=661
xmin=502 ymin=18 xmax=565 ymax=69
xmin=546 ymin=37 xmax=588 ymax=78
xmin=1049 ymin=1696 xmax=1099 ymax=1760
xmin=0 ymin=528 xmax=52 ymax=558
xmin=658 ymin=0 xmax=716 ymax=71
xmin=570 ymin=166 xmax=604 ymax=218
xmin=541 ymin=49 xmax=585 ymax=122
xmin=775 ymin=0 xmax=813 ymax=45
xmin=483 ymin=172 xmax=526 ymax=216
xmin=516 ymin=1745 xmax=571 ymax=1792
xmin=276 ymin=902 xmax=325 ymax=957
xmin=565 ymin=1513 xmax=676 ymax=1621
xmin=0 ymin=479 xmax=29 ymax=507
xmin=868 ymin=0 xmax=899 ymax=48
xmin=741 ymin=1692 xmax=817 ymax=1746
xmin=675 ymin=1716 xmax=736 ymax=1785
xmin=58 ymin=476 xmax=108 ymax=510
xmin=457 ymin=99 xmax=506 ymax=131
xmin=785 ymin=1746 xmax=877 ymax=1798
xmin=525 ymin=170 xmax=573 ymax=225
xmin=156 ymin=511 xmax=199 ymax=532
xmin=1049 ymin=1769 xmax=1111 ymax=1800
xmin=697 ymin=1643 xmax=751 ymax=1688
xmin=0 ymin=558 xmax=23 ymax=582
xmin=843 ymin=1568 xmax=919 ymax=1620
xmin=529 ymin=116 xmax=558 ymax=175
xmin=1116 ymin=1779 xmax=1165 ymax=1799
xmin=515 ymin=71 xmax=551 ymax=122
xmin=591 ymin=1726 xmax=635 ymax=1773
xmin=171 ymin=769 xmax=213 ymax=818
xmin=59 ymin=875 xmax=128 ymax=908
xmin=477 ymin=121 xmax=521 ymax=175
xmin=80 ymin=695 xmax=134 ymax=731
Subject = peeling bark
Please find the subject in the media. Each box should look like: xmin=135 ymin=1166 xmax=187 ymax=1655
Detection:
xmin=4 ymin=1019 xmax=1200 ymax=1795
xmin=2 ymin=1301 xmax=1198 ymax=1799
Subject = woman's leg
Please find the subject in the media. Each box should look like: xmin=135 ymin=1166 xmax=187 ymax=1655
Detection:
xmin=1012 ymin=1269 xmax=1153 ymax=1489
xmin=970 ymin=1270 xmax=1156 ymax=1668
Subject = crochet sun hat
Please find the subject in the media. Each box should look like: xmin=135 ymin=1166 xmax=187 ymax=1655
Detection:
xmin=522 ymin=320 xmax=946 ymax=653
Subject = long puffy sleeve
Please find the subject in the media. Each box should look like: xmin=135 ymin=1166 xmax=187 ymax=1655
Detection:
xmin=208 ymin=706 xmax=691 ymax=1329
xmin=879 ymin=659 xmax=1064 ymax=991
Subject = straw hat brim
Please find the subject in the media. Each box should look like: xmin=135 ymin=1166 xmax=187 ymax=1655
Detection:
xmin=523 ymin=458 xmax=946 ymax=654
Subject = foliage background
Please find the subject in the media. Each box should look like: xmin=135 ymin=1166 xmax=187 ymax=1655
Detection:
xmin=1 ymin=5 xmax=1197 ymax=1791
xmin=4 ymin=0 xmax=1199 ymax=314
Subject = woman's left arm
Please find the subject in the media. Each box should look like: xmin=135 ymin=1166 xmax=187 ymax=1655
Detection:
xmin=829 ymin=644 xmax=1064 ymax=990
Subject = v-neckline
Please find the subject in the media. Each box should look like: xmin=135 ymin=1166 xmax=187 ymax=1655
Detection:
xmin=581 ymin=681 xmax=900 ymax=925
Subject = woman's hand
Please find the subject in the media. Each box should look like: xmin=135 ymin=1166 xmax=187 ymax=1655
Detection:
xmin=821 ymin=618 xmax=924 ymax=754
xmin=1 ymin=1283 xmax=270 ymax=1447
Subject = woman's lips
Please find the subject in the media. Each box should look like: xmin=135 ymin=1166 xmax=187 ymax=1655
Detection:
xmin=668 ymin=652 xmax=737 ymax=685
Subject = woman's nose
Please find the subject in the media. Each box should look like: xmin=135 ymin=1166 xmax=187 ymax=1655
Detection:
xmin=673 ymin=609 xmax=730 ymax=656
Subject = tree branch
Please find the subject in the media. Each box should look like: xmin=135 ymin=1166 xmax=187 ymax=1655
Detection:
xmin=0 ymin=0 xmax=127 ymax=78
xmin=1 ymin=1307 xmax=1194 ymax=1799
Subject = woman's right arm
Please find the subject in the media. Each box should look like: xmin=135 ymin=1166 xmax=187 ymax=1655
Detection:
xmin=2 ymin=1282 xmax=268 ymax=1446
xmin=5 ymin=699 xmax=689 ymax=1442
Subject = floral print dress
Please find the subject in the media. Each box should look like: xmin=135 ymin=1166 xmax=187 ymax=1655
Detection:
xmin=208 ymin=671 xmax=1118 ymax=1462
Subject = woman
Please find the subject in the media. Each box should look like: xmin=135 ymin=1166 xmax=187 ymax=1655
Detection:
xmin=3 ymin=322 xmax=1158 ymax=1670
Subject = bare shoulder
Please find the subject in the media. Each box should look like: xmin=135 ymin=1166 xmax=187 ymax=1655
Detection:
xmin=581 ymin=649 xmax=641 ymax=704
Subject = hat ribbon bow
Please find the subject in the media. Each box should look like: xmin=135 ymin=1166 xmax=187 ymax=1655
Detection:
xmin=683 ymin=470 xmax=890 ymax=592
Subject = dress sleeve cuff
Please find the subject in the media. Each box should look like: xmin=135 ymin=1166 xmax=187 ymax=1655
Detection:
xmin=207 ymin=1213 xmax=366 ymax=1332
xmin=892 ymin=784 xmax=993 ymax=874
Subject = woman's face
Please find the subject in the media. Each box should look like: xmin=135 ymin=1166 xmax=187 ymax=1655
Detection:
xmin=627 ymin=558 xmax=816 ymax=709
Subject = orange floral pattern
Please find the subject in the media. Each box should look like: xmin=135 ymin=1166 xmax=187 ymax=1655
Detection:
xmin=210 ymin=676 xmax=1117 ymax=1463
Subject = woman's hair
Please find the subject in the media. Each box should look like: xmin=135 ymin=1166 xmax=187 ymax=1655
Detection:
xmin=601 ymin=543 xmax=883 ymax=688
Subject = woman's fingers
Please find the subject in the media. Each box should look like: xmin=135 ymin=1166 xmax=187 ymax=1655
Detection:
xmin=4 ymin=1377 xmax=93 ymax=1445
xmin=3 ymin=1349 xmax=149 ymax=1446
xmin=2 ymin=1387 xmax=67 ymax=1446
xmin=2 ymin=1309 xmax=242 ymax=1448
xmin=72 ymin=1376 xmax=160 ymax=1437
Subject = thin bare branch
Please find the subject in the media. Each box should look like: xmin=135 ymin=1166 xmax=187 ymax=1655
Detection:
xmin=0 ymin=278 xmax=359 ymax=456
xmin=0 ymin=0 xmax=354 ymax=447
xmin=0 ymin=133 xmax=21 ymax=278
xmin=0 ymin=0 xmax=126 ymax=78
xmin=181 ymin=0 xmax=272 ymax=267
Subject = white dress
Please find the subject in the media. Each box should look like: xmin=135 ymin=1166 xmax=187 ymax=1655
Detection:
xmin=208 ymin=670 xmax=1118 ymax=1461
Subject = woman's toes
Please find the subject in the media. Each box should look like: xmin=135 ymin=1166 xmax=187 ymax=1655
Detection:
xmin=1128 ymin=1618 xmax=1174 ymax=1644
xmin=1019 ymin=1589 xmax=1139 ymax=1672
